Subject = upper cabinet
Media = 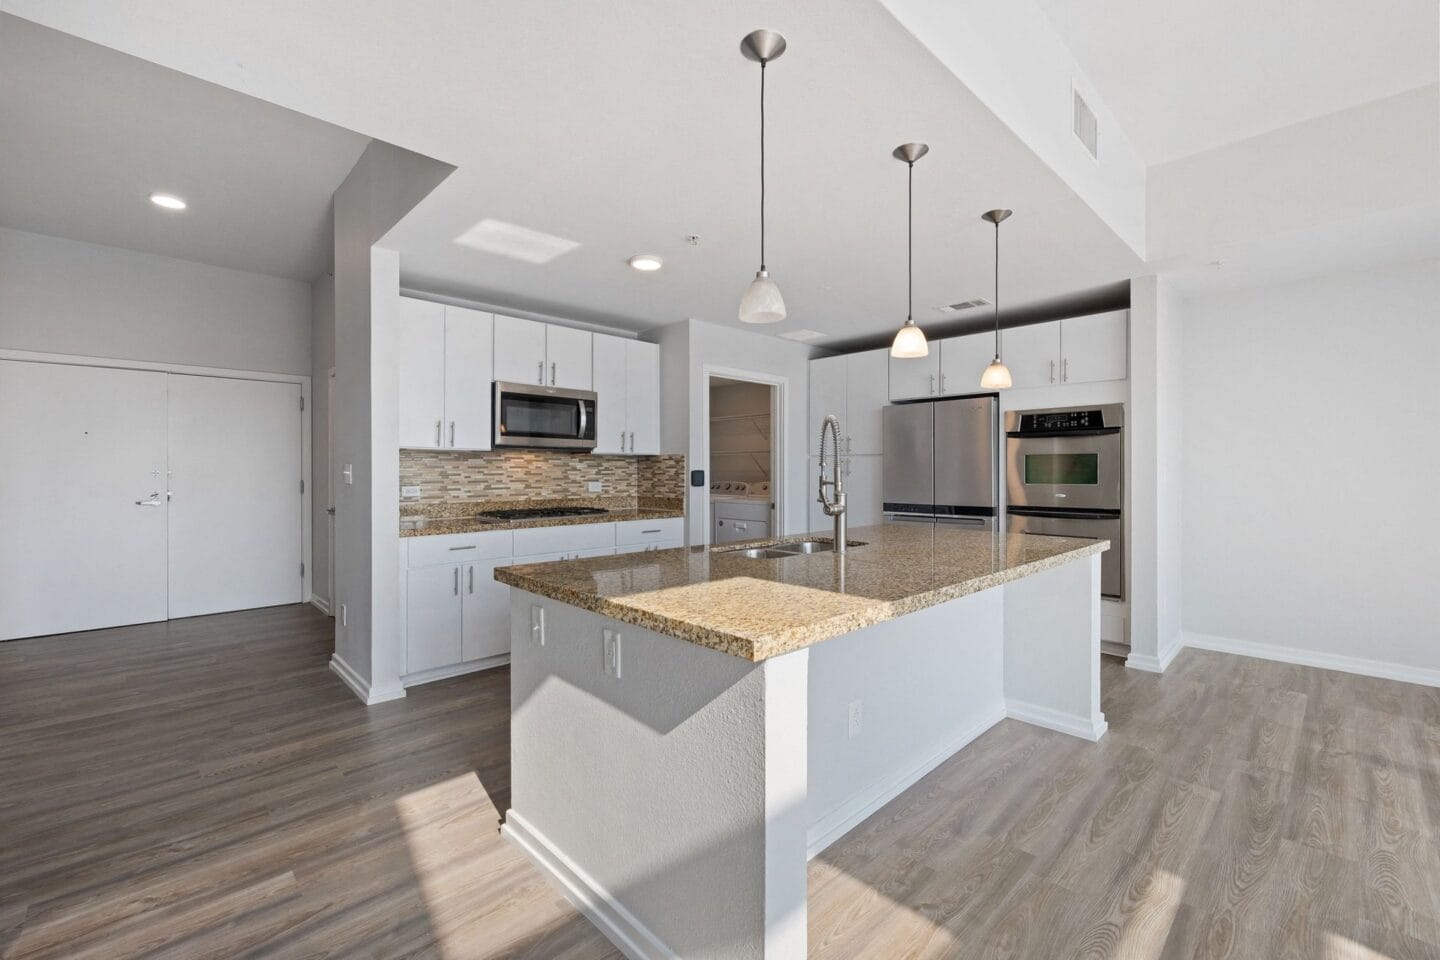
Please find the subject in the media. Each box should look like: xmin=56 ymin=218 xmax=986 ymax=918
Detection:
xmin=398 ymin=298 xmax=494 ymax=450
xmin=937 ymin=334 xmax=993 ymax=397
xmin=493 ymin=315 xmax=593 ymax=390
xmin=591 ymin=333 xmax=659 ymax=455
xmin=999 ymin=321 xmax=1062 ymax=389
xmin=1058 ymin=310 xmax=1128 ymax=384
xmin=811 ymin=349 xmax=888 ymax=455
xmin=888 ymin=350 xmax=940 ymax=401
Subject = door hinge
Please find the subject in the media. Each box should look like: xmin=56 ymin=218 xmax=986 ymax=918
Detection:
xmin=299 ymin=479 xmax=305 ymax=494
xmin=300 ymin=562 xmax=306 ymax=577
xmin=299 ymin=395 xmax=305 ymax=412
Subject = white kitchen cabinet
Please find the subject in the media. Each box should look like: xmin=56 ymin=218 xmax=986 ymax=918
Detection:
xmin=593 ymin=335 xmax=660 ymax=454
xmin=397 ymin=298 xmax=447 ymax=448
xmin=808 ymin=355 xmax=847 ymax=455
xmin=493 ymin=314 xmax=548 ymax=385
xmin=888 ymin=350 xmax=940 ymax=401
xmin=406 ymin=563 xmax=465 ymax=674
xmin=397 ymin=297 xmax=494 ymax=450
xmin=937 ymin=333 xmax=993 ymax=396
xmin=1000 ymin=321 xmax=1061 ymax=389
xmin=616 ymin=540 xmax=684 ymax=555
xmin=546 ymin=325 xmax=593 ymax=390
xmin=807 ymin=454 xmax=882 ymax=530
xmin=810 ymin=349 xmax=887 ymax=455
xmin=462 ymin=558 xmax=512 ymax=662
xmin=1060 ymin=310 xmax=1128 ymax=384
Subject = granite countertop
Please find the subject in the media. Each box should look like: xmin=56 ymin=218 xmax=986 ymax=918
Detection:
xmin=494 ymin=523 xmax=1108 ymax=661
xmin=399 ymin=498 xmax=684 ymax=537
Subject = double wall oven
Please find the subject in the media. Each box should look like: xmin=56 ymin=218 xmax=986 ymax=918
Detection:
xmin=1005 ymin=404 xmax=1124 ymax=599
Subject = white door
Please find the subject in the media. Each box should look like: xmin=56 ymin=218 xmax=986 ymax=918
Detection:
xmin=462 ymin=558 xmax=512 ymax=661
xmin=888 ymin=351 xmax=939 ymax=401
xmin=938 ymin=334 xmax=994 ymax=396
xmin=1002 ymin=321 xmax=1062 ymax=389
xmin=0 ymin=361 xmax=169 ymax=640
xmin=624 ymin=340 xmax=660 ymax=454
xmin=167 ymin=375 xmax=304 ymax=619
xmin=546 ymin=325 xmax=593 ymax=390
xmin=443 ymin=305 xmax=494 ymax=450
xmin=591 ymin=334 xmax=628 ymax=454
xmin=407 ymin=564 xmax=463 ymax=674
xmin=1061 ymin=311 xmax=1129 ymax=384
xmin=493 ymin=314 xmax=547 ymax=385
xmin=808 ymin=355 xmax=846 ymax=453
xmin=845 ymin=350 xmax=888 ymax=455
xmin=397 ymin=297 xmax=446 ymax=448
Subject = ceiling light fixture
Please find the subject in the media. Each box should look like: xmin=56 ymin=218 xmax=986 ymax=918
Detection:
xmin=889 ymin=143 xmax=930 ymax=359
xmin=979 ymin=209 xmax=1014 ymax=389
xmin=628 ymin=254 xmax=663 ymax=272
xmin=149 ymin=193 xmax=187 ymax=210
xmin=737 ymin=29 xmax=787 ymax=324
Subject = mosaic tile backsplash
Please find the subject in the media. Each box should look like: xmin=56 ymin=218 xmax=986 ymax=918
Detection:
xmin=399 ymin=449 xmax=686 ymax=508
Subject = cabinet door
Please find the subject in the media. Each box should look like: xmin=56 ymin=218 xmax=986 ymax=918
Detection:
xmin=397 ymin=298 xmax=447 ymax=448
xmin=1000 ymin=321 xmax=1061 ymax=390
xmin=591 ymin=334 xmax=628 ymax=454
xmin=406 ymin=564 xmax=463 ymax=674
xmin=937 ymin=334 xmax=993 ymax=396
xmin=625 ymin=340 xmax=660 ymax=454
xmin=808 ymin=356 xmax=847 ymax=457
xmin=444 ymin=305 xmax=493 ymax=450
xmin=842 ymin=455 xmax=884 ymax=527
xmin=888 ymin=350 xmax=940 ymax=401
xmin=1061 ymin=310 xmax=1128 ymax=384
xmin=462 ymin=558 xmax=511 ymax=661
xmin=845 ymin=350 xmax=888 ymax=455
xmin=545 ymin=325 xmax=593 ymax=390
xmin=493 ymin=314 xmax=548 ymax=385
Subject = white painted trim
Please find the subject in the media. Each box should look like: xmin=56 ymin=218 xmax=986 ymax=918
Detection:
xmin=1182 ymin=632 xmax=1440 ymax=689
xmin=502 ymin=810 xmax=678 ymax=960
xmin=329 ymin=653 xmax=407 ymax=705
xmin=698 ymin=364 xmax=789 ymax=544
xmin=1006 ymin=699 xmax=1108 ymax=741
xmin=309 ymin=594 xmax=331 ymax=616
xmin=401 ymin=654 xmax=509 ymax=687
xmin=0 ymin=348 xmax=314 ymax=605
xmin=1125 ymin=632 xmax=1182 ymax=673
xmin=807 ymin=702 xmax=1007 ymax=860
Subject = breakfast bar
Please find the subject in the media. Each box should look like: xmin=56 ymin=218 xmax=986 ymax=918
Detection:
xmin=496 ymin=522 xmax=1108 ymax=959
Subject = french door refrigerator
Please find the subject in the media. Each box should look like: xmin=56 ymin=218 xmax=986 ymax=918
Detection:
xmin=882 ymin=395 xmax=998 ymax=531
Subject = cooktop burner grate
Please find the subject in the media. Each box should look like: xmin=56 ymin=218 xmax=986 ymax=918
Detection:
xmin=480 ymin=506 xmax=609 ymax=522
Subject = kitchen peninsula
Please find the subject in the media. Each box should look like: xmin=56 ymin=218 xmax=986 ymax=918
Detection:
xmin=496 ymin=522 xmax=1108 ymax=959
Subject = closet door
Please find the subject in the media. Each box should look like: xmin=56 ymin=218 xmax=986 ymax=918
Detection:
xmin=167 ymin=375 xmax=304 ymax=619
xmin=0 ymin=361 xmax=169 ymax=640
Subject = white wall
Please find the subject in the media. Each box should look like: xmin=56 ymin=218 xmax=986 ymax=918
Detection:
xmin=1181 ymin=259 xmax=1440 ymax=679
xmin=0 ymin=227 xmax=311 ymax=375
xmin=310 ymin=272 xmax=335 ymax=609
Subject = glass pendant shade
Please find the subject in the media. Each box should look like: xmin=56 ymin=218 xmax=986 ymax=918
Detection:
xmin=980 ymin=358 xmax=1012 ymax=389
xmin=890 ymin=320 xmax=929 ymax=358
xmin=738 ymin=269 xmax=786 ymax=324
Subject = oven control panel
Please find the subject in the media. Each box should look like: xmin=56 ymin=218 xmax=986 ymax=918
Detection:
xmin=1019 ymin=409 xmax=1105 ymax=433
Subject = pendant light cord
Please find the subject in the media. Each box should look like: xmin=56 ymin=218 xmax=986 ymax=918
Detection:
xmin=992 ymin=221 xmax=1001 ymax=355
xmin=907 ymin=161 xmax=913 ymax=323
xmin=759 ymin=60 xmax=767 ymax=272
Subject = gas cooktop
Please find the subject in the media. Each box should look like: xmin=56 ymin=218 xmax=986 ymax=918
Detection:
xmin=479 ymin=506 xmax=609 ymax=522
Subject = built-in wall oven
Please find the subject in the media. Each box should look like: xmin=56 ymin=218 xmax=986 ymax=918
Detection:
xmin=1005 ymin=403 xmax=1124 ymax=599
xmin=493 ymin=381 xmax=597 ymax=450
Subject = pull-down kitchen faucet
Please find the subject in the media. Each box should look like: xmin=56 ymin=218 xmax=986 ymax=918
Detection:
xmin=818 ymin=414 xmax=847 ymax=555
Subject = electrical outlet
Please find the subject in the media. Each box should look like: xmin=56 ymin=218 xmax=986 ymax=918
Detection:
xmin=401 ymin=485 xmax=421 ymax=498
xmin=603 ymin=629 xmax=622 ymax=678
xmin=847 ymin=699 xmax=863 ymax=739
xmin=587 ymin=480 xmax=602 ymax=493
xmin=530 ymin=605 xmax=546 ymax=646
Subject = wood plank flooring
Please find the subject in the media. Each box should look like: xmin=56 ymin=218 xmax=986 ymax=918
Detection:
xmin=2 ymin=605 xmax=1436 ymax=958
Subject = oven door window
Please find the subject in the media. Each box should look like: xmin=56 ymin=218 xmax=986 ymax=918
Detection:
xmin=499 ymin=394 xmax=580 ymax=439
xmin=1025 ymin=452 xmax=1099 ymax=485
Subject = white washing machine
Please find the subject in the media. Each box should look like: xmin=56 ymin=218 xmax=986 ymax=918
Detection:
xmin=711 ymin=481 xmax=773 ymax=543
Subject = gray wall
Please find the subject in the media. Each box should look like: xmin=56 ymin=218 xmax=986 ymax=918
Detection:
xmin=0 ymin=227 xmax=311 ymax=375
xmin=310 ymin=272 xmax=335 ymax=609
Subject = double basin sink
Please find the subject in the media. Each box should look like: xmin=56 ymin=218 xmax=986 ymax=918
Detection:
xmin=730 ymin=539 xmax=837 ymax=560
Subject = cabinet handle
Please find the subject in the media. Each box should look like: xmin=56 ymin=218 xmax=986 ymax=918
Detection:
xmin=628 ymin=431 xmax=635 ymax=452
xmin=468 ymin=566 xmax=474 ymax=594
xmin=449 ymin=421 xmax=455 ymax=447
xmin=453 ymin=566 xmax=459 ymax=595
xmin=551 ymin=362 xmax=557 ymax=385
xmin=620 ymin=430 xmax=625 ymax=451
xmin=929 ymin=373 xmax=936 ymax=395
xmin=1063 ymin=358 xmax=1069 ymax=382
xmin=538 ymin=360 xmax=545 ymax=384
xmin=448 ymin=545 xmax=476 ymax=551
xmin=939 ymin=373 xmax=946 ymax=393
xmin=641 ymin=528 xmax=662 ymax=534
xmin=435 ymin=420 xmax=442 ymax=446
xmin=1049 ymin=360 xmax=1056 ymax=383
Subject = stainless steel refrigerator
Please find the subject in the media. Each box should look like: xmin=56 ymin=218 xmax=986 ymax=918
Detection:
xmin=882 ymin=396 xmax=998 ymax=531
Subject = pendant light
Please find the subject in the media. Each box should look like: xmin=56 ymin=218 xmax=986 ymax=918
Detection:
xmin=979 ymin=208 xmax=1013 ymax=389
xmin=889 ymin=143 xmax=930 ymax=358
xmin=738 ymin=30 xmax=787 ymax=324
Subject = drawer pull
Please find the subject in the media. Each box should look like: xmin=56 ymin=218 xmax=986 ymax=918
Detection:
xmin=448 ymin=545 xmax=477 ymax=551
xmin=641 ymin=528 xmax=662 ymax=534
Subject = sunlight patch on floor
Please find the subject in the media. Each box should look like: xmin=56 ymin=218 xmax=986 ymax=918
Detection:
xmin=1114 ymin=867 xmax=1185 ymax=958
xmin=1326 ymin=933 xmax=1395 ymax=960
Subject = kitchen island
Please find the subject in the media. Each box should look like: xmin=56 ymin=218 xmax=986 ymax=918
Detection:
xmin=496 ymin=523 xmax=1107 ymax=960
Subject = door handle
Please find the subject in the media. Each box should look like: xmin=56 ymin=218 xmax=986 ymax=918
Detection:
xmin=551 ymin=362 xmax=557 ymax=385
xmin=135 ymin=492 xmax=163 ymax=507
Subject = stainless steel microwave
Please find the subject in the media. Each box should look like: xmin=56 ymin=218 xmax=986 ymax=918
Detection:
xmin=493 ymin=381 xmax=597 ymax=450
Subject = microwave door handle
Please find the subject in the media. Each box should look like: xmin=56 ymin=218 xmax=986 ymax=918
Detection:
xmin=578 ymin=399 xmax=588 ymax=439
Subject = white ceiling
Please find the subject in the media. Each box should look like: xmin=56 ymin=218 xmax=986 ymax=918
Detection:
xmin=1034 ymin=0 xmax=1440 ymax=164
xmin=0 ymin=15 xmax=371 ymax=280
xmin=2 ymin=1 xmax=1145 ymax=343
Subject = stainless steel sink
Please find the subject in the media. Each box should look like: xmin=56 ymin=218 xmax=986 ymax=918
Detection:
xmin=732 ymin=539 xmax=837 ymax=559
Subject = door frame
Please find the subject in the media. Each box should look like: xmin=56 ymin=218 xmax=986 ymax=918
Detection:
xmin=0 ymin=349 xmax=313 ymax=605
xmin=699 ymin=364 xmax=787 ymax=546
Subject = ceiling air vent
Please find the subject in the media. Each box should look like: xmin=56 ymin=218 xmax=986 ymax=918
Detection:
xmin=1073 ymin=88 xmax=1098 ymax=159
xmin=937 ymin=298 xmax=990 ymax=314
xmin=778 ymin=328 xmax=826 ymax=342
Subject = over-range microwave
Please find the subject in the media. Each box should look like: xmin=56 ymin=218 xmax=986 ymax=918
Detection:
xmin=493 ymin=381 xmax=597 ymax=450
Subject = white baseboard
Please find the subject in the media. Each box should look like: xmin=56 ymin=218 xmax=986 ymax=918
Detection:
xmin=1126 ymin=632 xmax=1183 ymax=674
xmin=1183 ymin=632 xmax=1440 ymax=689
xmin=401 ymin=654 xmax=509 ymax=688
xmin=308 ymin=594 xmax=331 ymax=616
xmin=806 ymin=702 xmax=1007 ymax=860
xmin=502 ymin=810 xmax=678 ymax=960
xmin=329 ymin=654 xmax=406 ymax=705
xmin=1006 ymin=699 xmax=1108 ymax=742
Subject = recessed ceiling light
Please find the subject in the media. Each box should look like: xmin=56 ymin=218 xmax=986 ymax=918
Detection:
xmin=627 ymin=254 xmax=663 ymax=272
xmin=453 ymin=218 xmax=580 ymax=264
xmin=149 ymin=193 xmax=187 ymax=210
